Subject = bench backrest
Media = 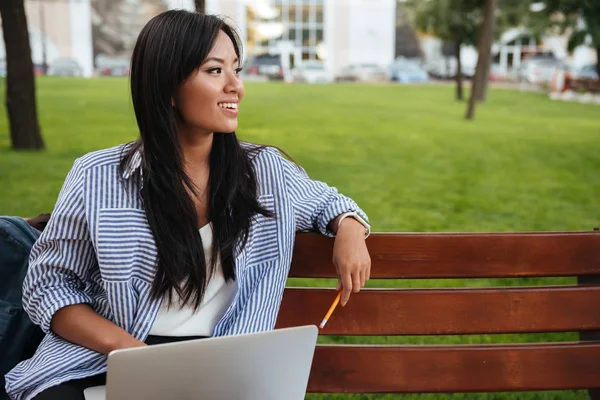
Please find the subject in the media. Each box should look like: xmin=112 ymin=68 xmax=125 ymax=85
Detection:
xmin=276 ymin=231 xmax=600 ymax=396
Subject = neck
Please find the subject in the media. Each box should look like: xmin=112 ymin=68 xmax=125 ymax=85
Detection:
xmin=177 ymin=123 xmax=213 ymax=171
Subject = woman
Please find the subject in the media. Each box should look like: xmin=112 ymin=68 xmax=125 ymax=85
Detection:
xmin=5 ymin=10 xmax=370 ymax=400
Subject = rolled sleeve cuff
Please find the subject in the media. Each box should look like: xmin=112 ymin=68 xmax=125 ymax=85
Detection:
xmin=30 ymin=287 xmax=93 ymax=334
xmin=316 ymin=195 xmax=369 ymax=238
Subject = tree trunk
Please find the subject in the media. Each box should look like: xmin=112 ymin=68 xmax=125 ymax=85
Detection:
xmin=466 ymin=0 xmax=495 ymax=120
xmin=596 ymin=47 xmax=600 ymax=77
xmin=470 ymin=17 xmax=486 ymax=103
xmin=477 ymin=54 xmax=491 ymax=101
xmin=455 ymin=41 xmax=463 ymax=101
xmin=478 ymin=14 xmax=496 ymax=102
xmin=0 ymin=0 xmax=44 ymax=150
xmin=195 ymin=0 xmax=205 ymax=13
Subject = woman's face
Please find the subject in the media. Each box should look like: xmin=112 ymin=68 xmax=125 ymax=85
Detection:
xmin=173 ymin=30 xmax=244 ymax=135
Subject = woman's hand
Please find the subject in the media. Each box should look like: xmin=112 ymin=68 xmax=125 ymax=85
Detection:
xmin=331 ymin=218 xmax=371 ymax=306
xmin=111 ymin=335 xmax=148 ymax=352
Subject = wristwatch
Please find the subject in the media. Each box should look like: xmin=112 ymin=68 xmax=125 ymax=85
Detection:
xmin=336 ymin=211 xmax=371 ymax=239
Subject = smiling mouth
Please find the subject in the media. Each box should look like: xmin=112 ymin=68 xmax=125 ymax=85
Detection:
xmin=218 ymin=102 xmax=238 ymax=110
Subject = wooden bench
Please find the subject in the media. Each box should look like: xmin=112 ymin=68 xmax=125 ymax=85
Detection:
xmin=276 ymin=231 xmax=600 ymax=398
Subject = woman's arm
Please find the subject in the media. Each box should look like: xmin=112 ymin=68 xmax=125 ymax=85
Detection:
xmin=23 ymin=159 xmax=145 ymax=354
xmin=51 ymin=304 xmax=146 ymax=355
xmin=274 ymin=149 xmax=371 ymax=305
xmin=277 ymin=151 xmax=369 ymax=236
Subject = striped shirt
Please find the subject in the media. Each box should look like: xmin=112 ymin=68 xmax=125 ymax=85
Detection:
xmin=5 ymin=144 xmax=368 ymax=400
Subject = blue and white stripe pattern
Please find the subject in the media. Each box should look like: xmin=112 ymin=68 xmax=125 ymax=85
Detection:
xmin=5 ymin=144 xmax=368 ymax=400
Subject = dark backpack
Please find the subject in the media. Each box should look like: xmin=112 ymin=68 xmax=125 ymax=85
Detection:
xmin=0 ymin=216 xmax=47 ymax=400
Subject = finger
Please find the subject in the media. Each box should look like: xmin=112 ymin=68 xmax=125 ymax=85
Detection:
xmin=336 ymin=279 xmax=342 ymax=291
xmin=360 ymin=269 xmax=367 ymax=288
xmin=352 ymin=271 xmax=361 ymax=293
xmin=341 ymin=272 xmax=352 ymax=306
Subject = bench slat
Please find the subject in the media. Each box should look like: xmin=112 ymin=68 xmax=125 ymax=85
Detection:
xmin=290 ymin=232 xmax=600 ymax=279
xmin=306 ymin=342 xmax=600 ymax=393
xmin=276 ymin=287 xmax=600 ymax=335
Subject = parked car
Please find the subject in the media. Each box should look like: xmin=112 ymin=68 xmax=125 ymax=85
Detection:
xmin=572 ymin=64 xmax=599 ymax=81
xmin=389 ymin=60 xmax=428 ymax=83
xmin=489 ymin=63 xmax=509 ymax=81
xmin=243 ymin=54 xmax=284 ymax=81
xmin=97 ymin=57 xmax=130 ymax=77
xmin=33 ymin=64 xmax=46 ymax=76
xmin=47 ymin=58 xmax=83 ymax=77
xmin=518 ymin=56 xmax=562 ymax=84
xmin=335 ymin=64 xmax=387 ymax=82
xmin=291 ymin=61 xmax=333 ymax=84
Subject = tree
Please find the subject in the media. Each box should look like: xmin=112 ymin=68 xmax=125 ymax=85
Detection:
xmin=411 ymin=0 xmax=537 ymax=103
xmin=395 ymin=3 xmax=423 ymax=59
xmin=466 ymin=0 xmax=496 ymax=120
xmin=0 ymin=0 xmax=45 ymax=150
xmin=412 ymin=0 xmax=481 ymax=101
xmin=478 ymin=0 xmax=537 ymax=101
xmin=195 ymin=0 xmax=205 ymax=14
xmin=539 ymin=0 xmax=600 ymax=76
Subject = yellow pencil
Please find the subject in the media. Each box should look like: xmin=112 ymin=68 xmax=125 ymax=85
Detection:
xmin=319 ymin=291 xmax=342 ymax=329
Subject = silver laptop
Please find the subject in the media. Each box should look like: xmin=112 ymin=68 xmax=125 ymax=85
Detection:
xmin=84 ymin=325 xmax=318 ymax=400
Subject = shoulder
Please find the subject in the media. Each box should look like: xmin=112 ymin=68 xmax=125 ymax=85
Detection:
xmin=74 ymin=143 xmax=131 ymax=173
xmin=242 ymin=144 xmax=293 ymax=196
xmin=244 ymin=143 xmax=290 ymax=171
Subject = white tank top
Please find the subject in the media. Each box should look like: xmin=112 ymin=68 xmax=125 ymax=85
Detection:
xmin=149 ymin=223 xmax=238 ymax=337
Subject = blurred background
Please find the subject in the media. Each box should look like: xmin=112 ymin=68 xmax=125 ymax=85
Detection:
xmin=1 ymin=0 xmax=598 ymax=85
xmin=1 ymin=1 xmax=599 ymax=399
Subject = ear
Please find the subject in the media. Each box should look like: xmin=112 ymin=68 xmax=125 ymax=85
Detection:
xmin=171 ymin=97 xmax=175 ymax=107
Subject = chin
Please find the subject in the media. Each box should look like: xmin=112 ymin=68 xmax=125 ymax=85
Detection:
xmin=217 ymin=124 xmax=238 ymax=133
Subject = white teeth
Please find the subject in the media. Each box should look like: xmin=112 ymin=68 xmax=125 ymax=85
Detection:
xmin=219 ymin=102 xmax=238 ymax=109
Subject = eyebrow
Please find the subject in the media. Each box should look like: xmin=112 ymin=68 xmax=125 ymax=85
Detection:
xmin=203 ymin=57 xmax=240 ymax=65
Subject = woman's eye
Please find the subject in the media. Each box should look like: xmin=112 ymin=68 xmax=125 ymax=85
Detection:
xmin=208 ymin=68 xmax=222 ymax=74
xmin=235 ymin=68 xmax=243 ymax=74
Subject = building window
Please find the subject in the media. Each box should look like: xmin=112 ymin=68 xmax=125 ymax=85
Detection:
xmin=316 ymin=28 xmax=323 ymax=42
xmin=302 ymin=29 xmax=310 ymax=46
xmin=288 ymin=5 xmax=298 ymax=22
xmin=302 ymin=5 xmax=309 ymax=21
xmin=316 ymin=5 xmax=323 ymax=24
xmin=246 ymin=0 xmax=326 ymax=66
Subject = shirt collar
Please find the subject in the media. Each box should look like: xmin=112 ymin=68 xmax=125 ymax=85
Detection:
xmin=121 ymin=148 xmax=142 ymax=180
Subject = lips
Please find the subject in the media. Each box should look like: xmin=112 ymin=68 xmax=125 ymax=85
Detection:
xmin=217 ymin=102 xmax=238 ymax=110
xmin=218 ymin=102 xmax=239 ymax=117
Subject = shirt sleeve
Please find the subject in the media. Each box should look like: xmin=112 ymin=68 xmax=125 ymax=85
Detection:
xmin=276 ymin=149 xmax=369 ymax=237
xmin=22 ymin=159 xmax=97 ymax=333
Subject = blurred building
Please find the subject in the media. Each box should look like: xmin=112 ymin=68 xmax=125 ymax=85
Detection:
xmin=0 ymin=0 xmax=169 ymax=78
xmin=205 ymin=0 xmax=396 ymax=75
xmin=91 ymin=0 xmax=169 ymax=64
xmin=1 ymin=0 xmax=396 ymax=78
xmin=0 ymin=0 xmax=94 ymax=77
xmin=493 ymin=27 xmax=598 ymax=73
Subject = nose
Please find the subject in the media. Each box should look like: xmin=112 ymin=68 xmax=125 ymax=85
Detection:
xmin=224 ymin=68 xmax=243 ymax=94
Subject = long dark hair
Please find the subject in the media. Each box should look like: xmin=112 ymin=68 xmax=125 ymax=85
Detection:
xmin=120 ymin=10 xmax=272 ymax=310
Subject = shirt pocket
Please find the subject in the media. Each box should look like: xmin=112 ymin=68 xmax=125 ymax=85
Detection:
xmin=245 ymin=194 xmax=280 ymax=267
xmin=96 ymin=208 xmax=157 ymax=283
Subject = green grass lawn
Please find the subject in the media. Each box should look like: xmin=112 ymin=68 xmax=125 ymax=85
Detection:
xmin=1 ymin=77 xmax=599 ymax=399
